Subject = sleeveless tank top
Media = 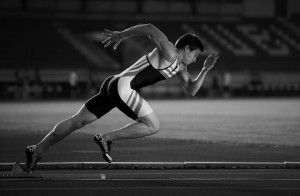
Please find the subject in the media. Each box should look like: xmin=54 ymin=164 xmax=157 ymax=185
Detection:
xmin=116 ymin=54 xmax=179 ymax=90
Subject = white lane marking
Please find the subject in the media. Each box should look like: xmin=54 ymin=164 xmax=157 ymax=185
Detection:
xmin=106 ymin=178 xmax=300 ymax=181
xmin=100 ymin=172 xmax=300 ymax=175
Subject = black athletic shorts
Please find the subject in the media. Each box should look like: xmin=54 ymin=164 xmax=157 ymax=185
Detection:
xmin=85 ymin=76 xmax=139 ymax=120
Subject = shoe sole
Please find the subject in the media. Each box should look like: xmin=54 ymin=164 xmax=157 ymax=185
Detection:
xmin=94 ymin=136 xmax=113 ymax=163
xmin=103 ymin=153 xmax=113 ymax=164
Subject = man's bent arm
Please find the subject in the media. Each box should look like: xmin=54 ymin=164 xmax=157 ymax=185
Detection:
xmin=177 ymin=51 xmax=218 ymax=96
xmin=103 ymin=24 xmax=176 ymax=61
xmin=176 ymin=67 xmax=209 ymax=96
xmin=121 ymin=24 xmax=166 ymax=42
xmin=123 ymin=24 xmax=176 ymax=61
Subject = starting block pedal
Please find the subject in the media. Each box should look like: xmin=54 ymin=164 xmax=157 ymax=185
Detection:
xmin=0 ymin=162 xmax=41 ymax=178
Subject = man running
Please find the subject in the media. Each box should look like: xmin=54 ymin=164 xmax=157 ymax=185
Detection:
xmin=25 ymin=23 xmax=219 ymax=171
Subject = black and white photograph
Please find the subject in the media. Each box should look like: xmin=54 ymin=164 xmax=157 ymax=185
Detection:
xmin=0 ymin=0 xmax=300 ymax=195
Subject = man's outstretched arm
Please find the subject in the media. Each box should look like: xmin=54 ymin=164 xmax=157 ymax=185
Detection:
xmin=176 ymin=51 xmax=219 ymax=96
xmin=101 ymin=24 xmax=176 ymax=62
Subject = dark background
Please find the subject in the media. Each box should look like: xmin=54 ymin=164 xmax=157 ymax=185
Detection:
xmin=1 ymin=0 xmax=300 ymax=100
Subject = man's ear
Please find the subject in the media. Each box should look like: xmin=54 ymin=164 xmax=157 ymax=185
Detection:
xmin=184 ymin=45 xmax=190 ymax=52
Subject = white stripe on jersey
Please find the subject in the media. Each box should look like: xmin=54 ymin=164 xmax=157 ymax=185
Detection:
xmin=127 ymin=91 xmax=136 ymax=106
xmin=126 ymin=90 xmax=134 ymax=105
xmin=132 ymin=94 xmax=140 ymax=111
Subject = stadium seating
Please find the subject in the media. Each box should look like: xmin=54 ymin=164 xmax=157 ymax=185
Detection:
xmin=2 ymin=17 xmax=299 ymax=70
xmin=1 ymin=17 xmax=299 ymax=99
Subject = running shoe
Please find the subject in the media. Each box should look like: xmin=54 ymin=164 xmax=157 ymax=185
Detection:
xmin=94 ymin=133 xmax=113 ymax=163
xmin=25 ymin=145 xmax=41 ymax=172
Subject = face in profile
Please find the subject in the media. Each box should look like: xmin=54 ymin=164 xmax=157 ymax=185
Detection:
xmin=183 ymin=47 xmax=201 ymax=65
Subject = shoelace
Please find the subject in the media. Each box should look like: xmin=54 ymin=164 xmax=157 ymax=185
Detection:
xmin=95 ymin=133 xmax=112 ymax=153
xmin=100 ymin=140 xmax=109 ymax=153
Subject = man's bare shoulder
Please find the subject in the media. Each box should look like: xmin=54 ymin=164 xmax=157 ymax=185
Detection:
xmin=160 ymin=40 xmax=177 ymax=62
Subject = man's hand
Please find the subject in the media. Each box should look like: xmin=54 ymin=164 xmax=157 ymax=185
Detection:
xmin=203 ymin=51 xmax=219 ymax=71
xmin=101 ymin=29 xmax=124 ymax=50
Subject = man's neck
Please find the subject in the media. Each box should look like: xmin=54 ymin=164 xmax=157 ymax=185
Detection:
xmin=176 ymin=49 xmax=185 ymax=65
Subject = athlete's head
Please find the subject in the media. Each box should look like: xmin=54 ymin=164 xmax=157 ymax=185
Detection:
xmin=175 ymin=33 xmax=203 ymax=65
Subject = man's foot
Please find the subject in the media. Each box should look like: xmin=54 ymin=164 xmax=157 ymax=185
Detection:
xmin=94 ymin=133 xmax=113 ymax=163
xmin=25 ymin=145 xmax=41 ymax=172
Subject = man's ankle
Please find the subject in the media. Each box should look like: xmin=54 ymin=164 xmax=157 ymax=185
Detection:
xmin=102 ymin=134 xmax=110 ymax=141
xmin=33 ymin=145 xmax=42 ymax=157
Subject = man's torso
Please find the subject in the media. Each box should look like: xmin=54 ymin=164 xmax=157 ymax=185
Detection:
xmin=147 ymin=48 xmax=176 ymax=70
xmin=115 ymin=48 xmax=180 ymax=90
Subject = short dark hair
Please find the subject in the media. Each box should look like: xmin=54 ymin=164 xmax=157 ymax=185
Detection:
xmin=175 ymin=33 xmax=203 ymax=52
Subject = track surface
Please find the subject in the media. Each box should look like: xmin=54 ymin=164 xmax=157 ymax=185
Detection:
xmin=0 ymin=99 xmax=299 ymax=195
xmin=1 ymin=169 xmax=300 ymax=196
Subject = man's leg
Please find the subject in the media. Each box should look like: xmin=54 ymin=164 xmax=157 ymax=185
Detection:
xmin=102 ymin=111 xmax=160 ymax=142
xmin=93 ymin=111 xmax=159 ymax=163
xmin=34 ymin=104 xmax=98 ymax=156
xmin=25 ymin=76 xmax=115 ymax=170
xmin=93 ymin=76 xmax=159 ymax=162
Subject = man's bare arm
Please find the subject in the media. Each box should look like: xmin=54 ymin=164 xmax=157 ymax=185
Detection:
xmin=102 ymin=24 xmax=176 ymax=61
xmin=176 ymin=51 xmax=219 ymax=96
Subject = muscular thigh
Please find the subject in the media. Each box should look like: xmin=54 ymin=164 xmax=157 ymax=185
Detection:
xmin=85 ymin=76 xmax=115 ymax=119
xmin=72 ymin=104 xmax=98 ymax=125
xmin=138 ymin=110 xmax=160 ymax=129
xmin=108 ymin=77 xmax=153 ymax=120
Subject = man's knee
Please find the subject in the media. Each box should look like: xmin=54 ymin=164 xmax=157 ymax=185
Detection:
xmin=138 ymin=111 xmax=160 ymax=135
xmin=71 ymin=116 xmax=89 ymax=130
xmin=150 ymin=120 xmax=160 ymax=134
xmin=145 ymin=117 xmax=160 ymax=135
xmin=70 ymin=105 xmax=97 ymax=130
xmin=51 ymin=117 xmax=87 ymax=137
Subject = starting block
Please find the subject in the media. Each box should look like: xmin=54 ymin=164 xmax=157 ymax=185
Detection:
xmin=0 ymin=162 xmax=41 ymax=178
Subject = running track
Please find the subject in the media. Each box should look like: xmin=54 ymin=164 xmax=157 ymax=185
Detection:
xmin=1 ymin=165 xmax=300 ymax=196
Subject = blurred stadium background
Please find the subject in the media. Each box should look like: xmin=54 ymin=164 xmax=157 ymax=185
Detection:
xmin=0 ymin=0 xmax=300 ymax=100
